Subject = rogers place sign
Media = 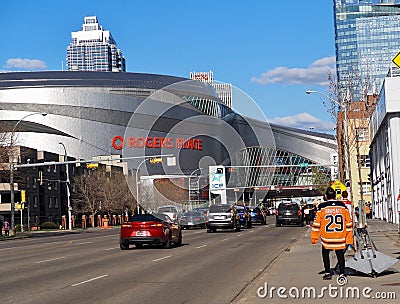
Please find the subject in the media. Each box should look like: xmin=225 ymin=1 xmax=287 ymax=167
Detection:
xmin=112 ymin=136 xmax=203 ymax=151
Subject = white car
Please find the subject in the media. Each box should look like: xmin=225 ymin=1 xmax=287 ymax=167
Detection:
xmin=157 ymin=205 xmax=181 ymax=222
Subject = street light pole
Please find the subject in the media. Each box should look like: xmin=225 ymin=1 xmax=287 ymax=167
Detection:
xmin=9 ymin=112 xmax=47 ymax=235
xmin=59 ymin=142 xmax=72 ymax=230
xmin=189 ymin=168 xmax=202 ymax=209
xmin=306 ymin=90 xmax=351 ymax=183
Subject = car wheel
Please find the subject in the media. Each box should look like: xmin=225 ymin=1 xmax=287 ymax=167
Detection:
xmin=176 ymin=231 xmax=182 ymax=246
xmin=120 ymin=240 xmax=129 ymax=250
xmin=134 ymin=243 xmax=143 ymax=248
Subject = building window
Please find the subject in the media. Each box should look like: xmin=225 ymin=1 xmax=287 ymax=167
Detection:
xmin=358 ymin=155 xmax=370 ymax=168
xmin=53 ymin=165 xmax=57 ymax=173
xmin=33 ymin=196 xmax=38 ymax=208
xmin=48 ymin=197 xmax=53 ymax=209
xmin=26 ymin=177 xmax=30 ymax=189
xmin=356 ymin=128 xmax=369 ymax=141
xmin=33 ymin=178 xmax=37 ymax=189
xmin=47 ymin=182 xmax=52 ymax=191
xmin=358 ymin=182 xmax=372 ymax=195
xmin=54 ymin=197 xmax=59 ymax=209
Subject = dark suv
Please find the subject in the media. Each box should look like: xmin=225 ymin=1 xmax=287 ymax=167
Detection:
xmin=276 ymin=202 xmax=303 ymax=227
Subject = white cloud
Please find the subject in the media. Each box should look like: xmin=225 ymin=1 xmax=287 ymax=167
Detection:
xmin=4 ymin=58 xmax=47 ymax=70
xmin=251 ymin=56 xmax=336 ymax=86
xmin=269 ymin=112 xmax=335 ymax=132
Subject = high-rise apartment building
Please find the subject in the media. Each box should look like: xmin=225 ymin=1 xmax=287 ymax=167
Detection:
xmin=190 ymin=70 xmax=232 ymax=108
xmin=334 ymin=0 xmax=400 ymax=98
xmin=66 ymin=16 xmax=126 ymax=72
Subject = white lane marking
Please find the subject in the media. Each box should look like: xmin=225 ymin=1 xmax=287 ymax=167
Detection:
xmin=0 ymin=246 xmax=19 ymax=251
xmin=104 ymin=247 xmax=120 ymax=251
xmin=71 ymin=274 xmax=109 ymax=287
xmin=249 ymin=230 xmax=254 ymax=233
xmin=152 ymin=255 xmax=171 ymax=262
xmin=195 ymin=245 xmax=207 ymax=249
xmin=237 ymin=234 xmax=243 ymax=236
xmin=221 ymin=238 xmax=230 ymax=241
xmin=36 ymin=257 xmax=66 ymax=264
xmin=74 ymin=241 xmax=93 ymax=246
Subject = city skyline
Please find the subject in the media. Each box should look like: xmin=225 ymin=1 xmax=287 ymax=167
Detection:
xmin=2 ymin=0 xmax=338 ymax=132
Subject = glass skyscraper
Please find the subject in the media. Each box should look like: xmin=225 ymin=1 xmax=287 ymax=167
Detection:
xmin=334 ymin=0 xmax=400 ymax=98
xmin=66 ymin=16 xmax=126 ymax=72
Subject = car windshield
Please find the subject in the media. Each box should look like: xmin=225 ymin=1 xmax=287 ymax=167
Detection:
xmin=278 ymin=204 xmax=298 ymax=210
xmin=236 ymin=207 xmax=246 ymax=213
xmin=158 ymin=206 xmax=176 ymax=213
xmin=209 ymin=204 xmax=231 ymax=213
xmin=128 ymin=214 xmax=160 ymax=222
xmin=182 ymin=211 xmax=202 ymax=217
xmin=153 ymin=213 xmax=173 ymax=222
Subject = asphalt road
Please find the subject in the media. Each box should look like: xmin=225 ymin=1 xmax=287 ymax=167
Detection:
xmin=0 ymin=222 xmax=306 ymax=304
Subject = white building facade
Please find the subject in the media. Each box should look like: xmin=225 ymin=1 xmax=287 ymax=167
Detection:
xmin=370 ymin=70 xmax=400 ymax=224
xmin=190 ymin=70 xmax=232 ymax=108
xmin=66 ymin=16 xmax=126 ymax=72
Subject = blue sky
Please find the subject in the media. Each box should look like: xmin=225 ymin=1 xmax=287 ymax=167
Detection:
xmin=1 ymin=0 xmax=336 ymax=132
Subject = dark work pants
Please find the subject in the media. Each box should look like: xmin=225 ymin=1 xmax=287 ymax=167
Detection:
xmin=322 ymin=246 xmax=345 ymax=275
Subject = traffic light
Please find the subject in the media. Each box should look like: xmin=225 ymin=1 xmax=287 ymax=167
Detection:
xmin=21 ymin=190 xmax=26 ymax=203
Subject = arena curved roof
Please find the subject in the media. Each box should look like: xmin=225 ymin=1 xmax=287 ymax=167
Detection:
xmin=0 ymin=71 xmax=337 ymax=170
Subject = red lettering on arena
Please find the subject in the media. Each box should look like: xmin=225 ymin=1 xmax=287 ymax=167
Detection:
xmin=112 ymin=136 xmax=202 ymax=151
xmin=112 ymin=135 xmax=125 ymax=150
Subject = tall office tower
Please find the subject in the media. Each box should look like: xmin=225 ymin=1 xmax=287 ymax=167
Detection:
xmin=66 ymin=16 xmax=126 ymax=72
xmin=334 ymin=0 xmax=400 ymax=98
xmin=190 ymin=70 xmax=232 ymax=108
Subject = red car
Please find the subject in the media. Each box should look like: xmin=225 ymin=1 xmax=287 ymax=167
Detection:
xmin=120 ymin=213 xmax=182 ymax=249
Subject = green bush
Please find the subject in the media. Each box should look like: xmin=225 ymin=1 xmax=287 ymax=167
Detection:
xmin=40 ymin=222 xmax=58 ymax=230
xmin=15 ymin=224 xmax=29 ymax=232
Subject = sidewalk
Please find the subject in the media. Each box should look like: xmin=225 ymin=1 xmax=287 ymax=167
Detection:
xmin=235 ymin=219 xmax=400 ymax=304
xmin=0 ymin=226 xmax=116 ymax=241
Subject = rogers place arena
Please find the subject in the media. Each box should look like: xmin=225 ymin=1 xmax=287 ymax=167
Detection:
xmin=0 ymin=71 xmax=337 ymax=202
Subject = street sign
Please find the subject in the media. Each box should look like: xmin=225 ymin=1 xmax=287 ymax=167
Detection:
xmin=330 ymin=153 xmax=339 ymax=181
xmin=393 ymin=51 xmax=400 ymax=69
xmin=86 ymin=163 xmax=99 ymax=169
xmin=331 ymin=179 xmax=347 ymax=199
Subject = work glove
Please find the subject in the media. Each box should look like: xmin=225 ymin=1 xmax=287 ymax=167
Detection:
xmin=311 ymin=238 xmax=318 ymax=244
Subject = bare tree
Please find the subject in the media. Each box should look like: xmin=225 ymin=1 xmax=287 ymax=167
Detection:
xmin=101 ymin=171 xmax=135 ymax=217
xmin=326 ymin=70 xmax=377 ymax=207
xmin=71 ymin=170 xmax=105 ymax=217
